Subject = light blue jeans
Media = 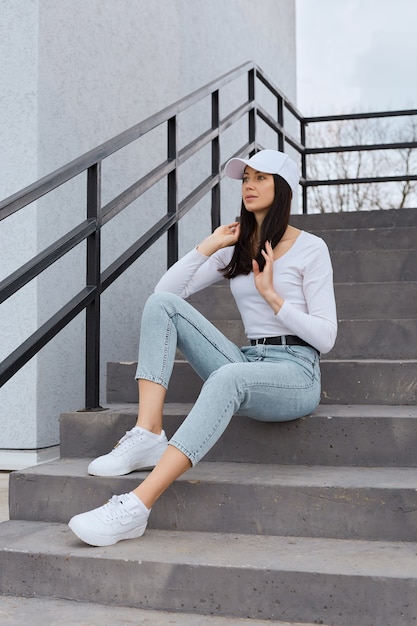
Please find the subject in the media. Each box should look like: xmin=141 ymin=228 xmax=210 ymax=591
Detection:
xmin=136 ymin=292 xmax=321 ymax=466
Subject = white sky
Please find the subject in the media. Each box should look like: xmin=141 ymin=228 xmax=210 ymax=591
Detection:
xmin=296 ymin=0 xmax=417 ymax=115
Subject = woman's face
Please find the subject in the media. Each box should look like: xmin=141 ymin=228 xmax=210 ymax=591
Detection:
xmin=242 ymin=166 xmax=275 ymax=220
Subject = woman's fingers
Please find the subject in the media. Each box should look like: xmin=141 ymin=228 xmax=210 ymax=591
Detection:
xmin=261 ymin=241 xmax=274 ymax=263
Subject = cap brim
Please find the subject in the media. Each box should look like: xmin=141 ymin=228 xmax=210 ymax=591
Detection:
xmin=224 ymin=151 xmax=299 ymax=195
xmin=224 ymin=156 xmax=279 ymax=179
xmin=224 ymin=157 xmax=251 ymax=179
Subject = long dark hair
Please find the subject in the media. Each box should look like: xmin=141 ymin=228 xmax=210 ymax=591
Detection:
xmin=222 ymin=174 xmax=293 ymax=279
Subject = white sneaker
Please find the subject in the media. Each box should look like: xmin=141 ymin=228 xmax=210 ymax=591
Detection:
xmin=68 ymin=493 xmax=149 ymax=546
xmin=88 ymin=426 xmax=168 ymax=476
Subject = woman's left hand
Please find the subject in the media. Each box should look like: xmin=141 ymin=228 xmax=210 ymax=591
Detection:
xmin=252 ymin=241 xmax=284 ymax=313
xmin=253 ymin=241 xmax=274 ymax=297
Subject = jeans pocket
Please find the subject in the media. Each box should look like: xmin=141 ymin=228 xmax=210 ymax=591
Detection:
xmin=285 ymin=345 xmax=320 ymax=383
xmin=285 ymin=345 xmax=316 ymax=365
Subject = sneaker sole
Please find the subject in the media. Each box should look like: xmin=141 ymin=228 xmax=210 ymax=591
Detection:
xmin=87 ymin=451 xmax=167 ymax=477
xmin=68 ymin=518 xmax=147 ymax=547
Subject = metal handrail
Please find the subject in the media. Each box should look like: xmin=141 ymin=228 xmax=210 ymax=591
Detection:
xmin=0 ymin=62 xmax=256 ymax=222
xmin=0 ymin=62 xmax=301 ymax=407
xmin=1 ymin=62 xmax=416 ymax=408
xmin=302 ymin=108 xmax=417 ymax=212
xmin=303 ymin=108 xmax=417 ymax=123
xmin=304 ymin=174 xmax=417 ymax=187
xmin=306 ymin=141 xmax=417 ymax=154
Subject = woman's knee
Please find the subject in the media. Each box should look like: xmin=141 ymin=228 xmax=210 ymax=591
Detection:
xmin=143 ymin=291 xmax=182 ymax=317
xmin=146 ymin=291 xmax=178 ymax=308
xmin=205 ymin=363 xmax=245 ymax=395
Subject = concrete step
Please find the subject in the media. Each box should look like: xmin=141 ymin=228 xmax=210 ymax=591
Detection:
xmin=328 ymin=319 xmax=417 ymax=359
xmin=313 ymin=226 xmax=417 ymax=251
xmin=9 ymin=458 xmax=417 ymax=542
xmin=200 ymin=318 xmax=417 ymax=360
xmin=0 ymin=521 xmax=416 ymax=625
xmin=194 ymin=319 xmax=246 ymax=347
xmin=189 ymin=281 xmax=417 ymax=321
xmin=187 ymin=283 xmax=241 ymax=320
xmin=0 ymin=595 xmax=321 ymax=626
xmin=0 ymin=595 xmax=320 ymax=626
xmin=319 ymin=359 xmax=417 ymax=404
xmin=107 ymin=358 xmax=417 ymax=405
xmin=331 ymin=249 xmax=415 ymax=283
xmin=290 ymin=207 xmax=417 ymax=230
xmin=333 ymin=281 xmax=417 ymax=319
xmin=59 ymin=404 xmax=417 ymax=468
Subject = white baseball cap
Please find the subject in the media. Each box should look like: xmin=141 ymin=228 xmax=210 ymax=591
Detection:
xmin=224 ymin=149 xmax=299 ymax=195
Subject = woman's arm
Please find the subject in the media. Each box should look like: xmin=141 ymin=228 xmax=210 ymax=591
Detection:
xmin=278 ymin=247 xmax=337 ymax=354
xmin=154 ymin=222 xmax=239 ymax=298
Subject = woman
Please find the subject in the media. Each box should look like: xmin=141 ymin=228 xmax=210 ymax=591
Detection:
xmin=69 ymin=149 xmax=337 ymax=547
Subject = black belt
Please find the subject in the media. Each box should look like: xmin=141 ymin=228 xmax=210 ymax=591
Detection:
xmin=249 ymin=335 xmax=317 ymax=352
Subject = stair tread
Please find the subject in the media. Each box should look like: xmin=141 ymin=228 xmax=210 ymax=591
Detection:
xmin=0 ymin=595 xmax=324 ymax=626
xmin=290 ymin=207 xmax=417 ymax=230
xmin=59 ymin=403 xmax=417 ymax=468
xmin=102 ymin=402 xmax=417 ymax=418
xmin=320 ymin=358 xmax=417 ymax=362
xmin=15 ymin=457 xmax=417 ymax=490
xmin=11 ymin=455 xmax=417 ymax=541
xmin=110 ymin=360 xmax=417 ymax=405
xmin=144 ymin=357 xmax=417 ymax=363
xmin=335 ymin=317 xmax=417 ymax=321
xmin=1 ymin=520 xmax=417 ymax=579
xmin=68 ymin=402 xmax=417 ymax=418
xmin=207 ymin=279 xmax=417 ymax=287
xmin=313 ymin=225 xmax=417 ymax=232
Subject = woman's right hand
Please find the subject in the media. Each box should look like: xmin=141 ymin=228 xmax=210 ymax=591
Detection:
xmin=196 ymin=222 xmax=240 ymax=256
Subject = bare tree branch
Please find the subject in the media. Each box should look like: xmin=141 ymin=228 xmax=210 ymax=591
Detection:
xmin=305 ymin=115 xmax=417 ymax=213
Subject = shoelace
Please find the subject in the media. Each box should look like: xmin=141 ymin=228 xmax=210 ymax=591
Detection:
xmin=101 ymin=495 xmax=130 ymax=521
xmin=113 ymin=427 xmax=143 ymax=449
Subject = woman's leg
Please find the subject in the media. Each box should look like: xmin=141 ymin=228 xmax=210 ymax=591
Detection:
xmin=136 ymin=380 xmax=166 ymax=434
xmin=135 ymin=291 xmax=247 ymax=387
xmin=134 ymin=290 xmax=247 ymax=433
xmin=68 ymin=445 xmax=191 ymax=547
xmin=133 ymin=345 xmax=320 ymax=506
xmin=88 ymin=291 xmax=247 ymax=476
xmin=69 ymin=344 xmax=320 ymax=546
xmin=69 ymin=292 xmax=250 ymax=545
xmin=134 ymin=346 xmax=320 ymax=509
xmin=132 ymin=446 xmax=191 ymax=508
xmin=169 ymin=344 xmax=321 ymax=466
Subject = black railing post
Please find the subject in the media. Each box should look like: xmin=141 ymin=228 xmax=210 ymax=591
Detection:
xmin=167 ymin=116 xmax=178 ymax=268
xmin=300 ymin=120 xmax=308 ymax=214
xmin=248 ymin=69 xmax=256 ymax=153
xmin=277 ymin=95 xmax=284 ymax=152
xmin=211 ymin=89 xmax=221 ymax=231
xmin=84 ymin=162 xmax=102 ymax=410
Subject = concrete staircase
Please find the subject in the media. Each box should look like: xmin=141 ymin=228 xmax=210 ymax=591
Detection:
xmin=1 ymin=208 xmax=417 ymax=625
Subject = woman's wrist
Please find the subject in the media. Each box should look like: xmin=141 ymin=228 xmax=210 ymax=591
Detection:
xmin=263 ymin=291 xmax=284 ymax=314
xmin=196 ymin=237 xmax=220 ymax=256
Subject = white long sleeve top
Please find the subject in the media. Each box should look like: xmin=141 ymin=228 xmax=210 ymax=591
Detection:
xmin=155 ymin=230 xmax=337 ymax=354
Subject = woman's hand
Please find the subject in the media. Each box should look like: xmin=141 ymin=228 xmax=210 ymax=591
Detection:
xmin=197 ymin=222 xmax=240 ymax=256
xmin=253 ymin=241 xmax=284 ymax=314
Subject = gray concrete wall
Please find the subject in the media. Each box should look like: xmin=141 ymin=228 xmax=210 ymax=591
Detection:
xmin=0 ymin=0 xmax=40 ymax=451
xmin=0 ymin=0 xmax=297 ymax=460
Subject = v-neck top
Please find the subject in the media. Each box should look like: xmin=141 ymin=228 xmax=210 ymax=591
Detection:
xmin=154 ymin=230 xmax=337 ymax=354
